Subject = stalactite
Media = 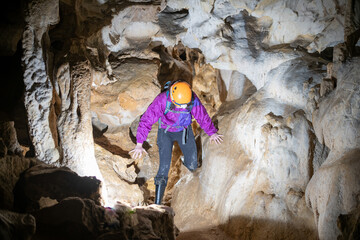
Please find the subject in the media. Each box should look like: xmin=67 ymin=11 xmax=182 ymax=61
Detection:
xmin=21 ymin=0 xmax=60 ymax=164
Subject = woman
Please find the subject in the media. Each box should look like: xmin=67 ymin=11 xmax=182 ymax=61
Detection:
xmin=130 ymin=80 xmax=223 ymax=204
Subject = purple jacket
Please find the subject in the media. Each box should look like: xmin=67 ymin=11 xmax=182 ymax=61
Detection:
xmin=136 ymin=91 xmax=217 ymax=143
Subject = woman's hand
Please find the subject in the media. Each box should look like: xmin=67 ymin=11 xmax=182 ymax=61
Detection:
xmin=209 ymin=133 xmax=224 ymax=145
xmin=129 ymin=143 xmax=148 ymax=159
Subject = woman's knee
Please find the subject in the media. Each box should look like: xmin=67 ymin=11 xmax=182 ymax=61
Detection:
xmin=154 ymin=175 xmax=168 ymax=185
xmin=184 ymin=153 xmax=198 ymax=172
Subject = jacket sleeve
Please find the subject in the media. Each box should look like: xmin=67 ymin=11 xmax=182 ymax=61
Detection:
xmin=136 ymin=93 xmax=165 ymax=144
xmin=191 ymin=93 xmax=218 ymax=136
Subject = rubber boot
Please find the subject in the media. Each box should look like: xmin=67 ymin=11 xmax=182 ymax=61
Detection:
xmin=155 ymin=183 xmax=166 ymax=205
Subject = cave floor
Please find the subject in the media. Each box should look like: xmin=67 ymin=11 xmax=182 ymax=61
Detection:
xmin=177 ymin=227 xmax=232 ymax=240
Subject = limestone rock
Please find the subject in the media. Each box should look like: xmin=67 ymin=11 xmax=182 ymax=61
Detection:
xmin=212 ymin=0 xmax=344 ymax=53
xmin=101 ymin=4 xmax=161 ymax=54
xmin=337 ymin=205 xmax=360 ymax=240
xmin=22 ymin=0 xmax=60 ymax=165
xmin=98 ymin=203 xmax=178 ymax=240
xmin=55 ymin=59 xmax=105 ymax=183
xmin=0 ymin=209 xmax=35 ymax=240
xmin=162 ymin=0 xmax=343 ymax=87
xmin=0 ymin=121 xmax=23 ymax=156
xmin=33 ymin=197 xmax=104 ymax=240
xmin=219 ymin=70 xmax=256 ymax=102
xmin=172 ymin=89 xmax=320 ymax=239
xmin=112 ymin=162 xmax=137 ymax=183
xmin=129 ymin=116 xmax=161 ymax=183
xmin=192 ymin=57 xmax=222 ymax=116
xmin=91 ymin=60 xmax=160 ymax=131
xmin=131 ymin=204 xmax=178 ymax=240
xmin=38 ymin=196 xmax=59 ymax=209
xmin=32 ymin=198 xmax=178 ymax=240
xmin=94 ymin=144 xmax=144 ymax=206
xmin=5 ymin=0 xmax=358 ymax=239
xmin=158 ymin=6 xmax=188 ymax=39
xmin=0 ymin=138 xmax=6 ymax=157
xmin=172 ymin=55 xmax=330 ymax=239
xmin=320 ymin=78 xmax=337 ymax=97
xmin=13 ymin=164 xmax=102 ymax=212
xmin=306 ymin=57 xmax=360 ymax=239
xmin=92 ymin=112 xmax=109 ymax=138
xmin=264 ymin=58 xmax=326 ymax=114
xmin=306 ymin=149 xmax=360 ymax=240
xmin=0 ymin=155 xmax=34 ymax=210
xmin=312 ymin=58 xmax=360 ymax=152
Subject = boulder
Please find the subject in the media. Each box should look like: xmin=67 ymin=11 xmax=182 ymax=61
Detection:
xmin=0 ymin=156 xmax=34 ymax=210
xmin=98 ymin=203 xmax=178 ymax=240
xmin=13 ymin=164 xmax=102 ymax=212
xmin=33 ymin=197 xmax=104 ymax=240
xmin=32 ymin=198 xmax=178 ymax=240
xmin=94 ymin=144 xmax=144 ymax=206
xmin=0 ymin=121 xmax=23 ymax=156
xmin=306 ymin=149 xmax=360 ymax=240
xmin=0 ymin=209 xmax=35 ymax=240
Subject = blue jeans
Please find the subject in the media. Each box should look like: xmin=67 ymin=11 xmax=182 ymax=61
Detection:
xmin=154 ymin=127 xmax=198 ymax=185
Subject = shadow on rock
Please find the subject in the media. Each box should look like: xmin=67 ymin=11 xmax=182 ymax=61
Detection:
xmin=177 ymin=215 xmax=319 ymax=240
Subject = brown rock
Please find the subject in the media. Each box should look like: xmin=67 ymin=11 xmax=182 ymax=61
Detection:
xmin=320 ymin=78 xmax=336 ymax=97
xmin=33 ymin=197 xmax=104 ymax=240
xmin=33 ymin=199 xmax=179 ymax=240
xmin=98 ymin=203 xmax=179 ymax=240
xmin=0 ymin=121 xmax=23 ymax=156
xmin=13 ymin=164 xmax=102 ymax=212
xmin=0 ymin=209 xmax=36 ymax=240
xmin=0 ymin=155 xmax=34 ymax=210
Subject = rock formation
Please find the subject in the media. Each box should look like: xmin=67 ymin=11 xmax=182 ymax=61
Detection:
xmin=0 ymin=0 xmax=359 ymax=239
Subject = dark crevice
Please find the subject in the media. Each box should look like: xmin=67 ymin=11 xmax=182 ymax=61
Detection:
xmin=76 ymin=105 xmax=81 ymax=118
xmin=93 ymin=135 xmax=131 ymax=159
xmin=320 ymin=47 xmax=334 ymax=61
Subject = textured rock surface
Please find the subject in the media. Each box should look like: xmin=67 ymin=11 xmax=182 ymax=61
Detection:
xmin=0 ymin=154 xmax=177 ymax=240
xmin=116 ymin=203 xmax=178 ymax=240
xmin=1 ymin=0 xmax=359 ymax=239
xmin=91 ymin=60 xmax=160 ymax=131
xmin=33 ymin=197 xmax=104 ymax=240
xmin=306 ymin=57 xmax=360 ymax=240
xmin=0 ymin=156 xmax=34 ymax=210
xmin=0 ymin=209 xmax=36 ymax=240
xmin=22 ymin=0 xmax=60 ymax=164
xmin=55 ymin=58 xmax=104 ymax=181
xmin=172 ymin=91 xmax=321 ymax=239
xmin=306 ymin=149 xmax=360 ymax=240
xmin=0 ymin=121 xmax=23 ymax=156
xmin=94 ymin=144 xmax=144 ymax=206
xmin=33 ymin=198 xmax=178 ymax=240
xmin=312 ymin=58 xmax=360 ymax=153
xmin=13 ymin=164 xmax=102 ymax=212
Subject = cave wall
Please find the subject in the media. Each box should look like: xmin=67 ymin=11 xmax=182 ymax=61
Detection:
xmin=0 ymin=0 xmax=359 ymax=239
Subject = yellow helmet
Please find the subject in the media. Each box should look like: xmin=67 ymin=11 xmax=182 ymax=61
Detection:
xmin=170 ymin=81 xmax=192 ymax=105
